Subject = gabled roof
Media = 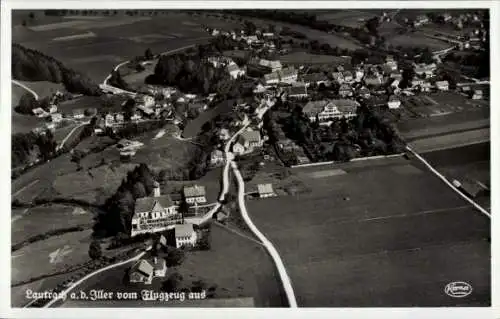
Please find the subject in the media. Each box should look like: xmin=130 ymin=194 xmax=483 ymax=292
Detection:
xmin=257 ymin=183 xmax=275 ymax=194
xmin=301 ymin=72 xmax=329 ymax=83
xmin=135 ymin=195 xmax=174 ymax=213
xmin=175 ymin=224 xmax=195 ymax=238
xmin=286 ymin=85 xmax=307 ymax=96
xmin=183 ymin=185 xmax=206 ymax=198
xmin=130 ymin=259 xmax=154 ymax=277
xmin=240 ymin=130 xmax=261 ymax=143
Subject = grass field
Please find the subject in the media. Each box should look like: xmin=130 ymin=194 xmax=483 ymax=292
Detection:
xmin=280 ymin=52 xmax=352 ymax=66
xmin=387 ymin=32 xmax=451 ymax=51
xmin=11 ymin=204 xmax=94 ymax=246
xmin=56 ymin=225 xmax=285 ymax=307
xmin=247 ymin=157 xmax=490 ymax=306
xmin=316 ymin=10 xmax=377 ymax=28
xmin=12 ymin=229 xmax=93 ymax=286
xmin=13 ymin=12 xmax=221 ymax=82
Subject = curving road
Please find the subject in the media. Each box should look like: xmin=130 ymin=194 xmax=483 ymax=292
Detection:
xmin=231 ymin=161 xmax=298 ymax=307
xmin=13 ymin=80 xmax=39 ymax=100
xmin=56 ymin=121 xmax=90 ymax=151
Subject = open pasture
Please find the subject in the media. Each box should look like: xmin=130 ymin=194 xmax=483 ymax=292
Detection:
xmin=11 ymin=204 xmax=94 ymax=246
xmin=387 ymin=32 xmax=451 ymax=51
xmin=280 ymin=51 xmax=352 ymax=66
xmin=247 ymin=157 xmax=490 ymax=306
xmin=316 ymin=10 xmax=377 ymax=28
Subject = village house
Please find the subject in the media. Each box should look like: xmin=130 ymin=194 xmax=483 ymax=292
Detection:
xmin=175 ymin=224 xmax=198 ymax=248
xmin=343 ymin=71 xmax=354 ymax=83
xmin=385 ymin=56 xmax=398 ymax=71
xmin=472 ymin=89 xmax=483 ymax=100
xmin=264 ymin=72 xmax=280 ymax=85
xmin=338 ymin=83 xmax=353 ymax=97
xmin=233 ymin=130 xmax=263 ymax=155
xmin=32 ymin=107 xmax=49 ymax=118
xmin=50 ymin=113 xmax=63 ymax=123
xmin=390 ymin=72 xmax=403 ymax=81
xmin=284 ymin=85 xmax=308 ymax=99
xmin=364 ymin=74 xmax=383 ymax=87
xmin=420 ymin=82 xmax=433 ymax=92
xmin=442 ymin=13 xmax=453 ymax=22
xmin=142 ymin=95 xmax=155 ymax=108
xmin=151 ymin=256 xmax=167 ymax=277
xmin=387 ymin=95 xmax=401 ymax=109
xmin=210 ymin=149 xmax=225 ymax=167
xmin=183 ymin=185 xmax=207 ymax=205
xmin=244 ymin=35 xmax=259 ymax=45
xmin=129 ymin=259 xmax=154 ymax=284
xmin=390 ymin=78 xmax=400 ymax=89
xmin=49 ymin=104 xmax=58 ymax=114
xmin=130 ymin=182 xmax=181 ymax=237
xmin=73 ymin=109 xmax=85 ymax=119
xmin=218 ymin=128 xmax=231 ymax=141
xmin=131 ymin=111 xmax=142 ymax=121
xmin=414 ymin=63 xmax=437 ymax=77
xmin=331 ymin=72 xmax=345 ymax=84
xmin=413 ymin=14 xmax=430 ymax=27
xmin=354 ymin=68 xmax=365 ymax=82
xmin=278 ymin=138 xmax=301 ymax=152
xmin=259 ymin=59 xmax=282 ymax=71
xmin=262 ymin=32 xmax=274 ymax=38
xmin=435 ymin=80 xmax=450 ymax=91
xmin=303 ymin=99 xmax=360 ymax=122
xmin=227 ymin=62 xmax=246 ymax=79
xmin=358 ymin=86 xmax=371 ymax=99
xmin=279 ymin=67 xmax=298 ymax=84
xmin=257 ymin=183 xmax=277 ymax=198
xmin=115 ymin=113 xmax=125 ymax=123
xmin=411 ymin=78 xmax=425 ymax=88
xmin=301 ymin=73 xmax=330 ymax=87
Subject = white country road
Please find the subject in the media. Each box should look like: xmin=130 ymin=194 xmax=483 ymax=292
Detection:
xmin=12 ymin=80 xmax=39 ymax=100
xmin=232 ymin=161 xmax=298 ymax=307
xmin=40 ymin=246 xmax=152 ymax=308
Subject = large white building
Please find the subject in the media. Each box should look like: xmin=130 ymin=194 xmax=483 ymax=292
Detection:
xmin=130 ymin=183 xmax=182 ymax=237
xmin=303 ymin=99 xmax=360 ymax=122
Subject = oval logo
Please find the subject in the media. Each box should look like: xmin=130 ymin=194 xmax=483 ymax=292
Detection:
xmin=444 ymin=281 xmax=473 ymax=298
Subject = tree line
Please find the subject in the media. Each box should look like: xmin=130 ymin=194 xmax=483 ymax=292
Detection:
xmin=12 ymin=130 xmax=57 ymax=169
xmin=12 ymin=43 xmax=101 ymax=96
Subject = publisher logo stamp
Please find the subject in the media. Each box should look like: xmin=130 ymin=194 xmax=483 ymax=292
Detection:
xmin=444 ymin=281 xmax=473 ymax=298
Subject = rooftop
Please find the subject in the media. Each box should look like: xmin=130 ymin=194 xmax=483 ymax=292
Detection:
xmin=240 ymin=130 xmax=261 ymax=143
xmin=257 ymin=183 xmax=275 ymax=195
xmin=135 ymin=195 xmax=174 ymax=213
xmin=130 ymin=259 xmax=154 ymax=276
xmin=183 ymin=185 xmax=206 ymax=198
xmin=175 ymin=223 xmax=195 ymax=238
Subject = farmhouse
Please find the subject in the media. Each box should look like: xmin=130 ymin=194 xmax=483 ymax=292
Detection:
xmin=343 ymin=71 xmax=354 ymax=83
xmin=175 ymin=224 xmax=198 ymax=248
xmin=284 ymin=85 xmax=308 ymax=99
xmin=364 ymin=74 xmax=383 ymax=86
xmin=72 ymin=109 xmax=85 ymax=119
xmin=338 ymin=83 xmax=353 ymax=97
xmin=279 ymin=67 xmax=298 ymax=84
xmin=130 ymin=183 xmax=181 ymax=237
xmin=183 ymin=185 xmax=207 ymax=205
xmin=435 ymin=80 xmax=450 ymax=91
xmin=50 ymin=113 xmax=63 ymax=123
xmin=278 ymin=138 xmax=301 ymax=151
xmin=331 ymin=72 xmax=345 ymax=84
xmin=413 ymin=15 xmax=430 ymax=27
xmin=151 ymin=256 xmax=167 ymax=277
xmin=227 ymin=62 xmax=246 ymax=79
xmin=210 ymin=149 xmax=225 ymax=167
xmin=387 ymin=95 xmax=401 ymax=109
xmin=142 ymin=95 xmax=155 ymax=108
xmin=420 ymin=82 xmax=433 ymax=92
xmin=233 ymin=130 xmax=263 ymax=155
xmin=259 ymin=59 xmax=282 ymax=71
xmin=301 ymin=73 xmax=330 ymax=87
xmin=129 ymin=259 xmax=154 ymax=285
xmin=471 ymin=89 xmax=483 ymax=100
xmin=414 ymin=63 xmax=436 ymax=77
xmin=303 ymin=99 xmax=360 ymax=122
xmin=358 ymin=86 xmax=371 ymax=99
xmin=257 ymin=183 xmax=277 ymax=198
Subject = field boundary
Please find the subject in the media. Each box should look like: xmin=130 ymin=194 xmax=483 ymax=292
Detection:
xmin=290 ymin=153 xmax=404 ymax=169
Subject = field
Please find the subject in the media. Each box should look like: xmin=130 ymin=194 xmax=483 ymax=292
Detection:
xmin=246 ymin=156 xmax=490 ymax=306
xmin=387 ymin=32 xmax=451 ymax=51
xmin=279 ymin=52 xmax=352 ymax=66
xmin=58 ymin=96 xmax=102 ymax=114
xmin=183 ymin=100 xmax=234 ymax=138
xmin=12 ymin=229 xmax=93 ymax=286
xmin=56 ymin=225 xmax=286 ymax=307
xmin=11 ymin=204 xmax=94 ymax=247
xmin=316 ymin=10 xmax=377 ymax=28
xmin=13 ymin=12 xmax=228 ymax=82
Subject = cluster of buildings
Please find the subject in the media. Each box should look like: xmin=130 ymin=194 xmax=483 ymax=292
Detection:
xmin=130 ymin=182 xmax=208 ymax=249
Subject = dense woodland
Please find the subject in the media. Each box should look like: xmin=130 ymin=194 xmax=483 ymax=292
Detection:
xmin=12 ymin=130 xmax=57 ymax=169
xmin=12 ymin=44 xmax=101 ymax=96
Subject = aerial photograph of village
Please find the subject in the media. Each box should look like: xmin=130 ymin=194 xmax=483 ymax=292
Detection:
xmin=10 ymin=7 xmax=490 ymax=308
